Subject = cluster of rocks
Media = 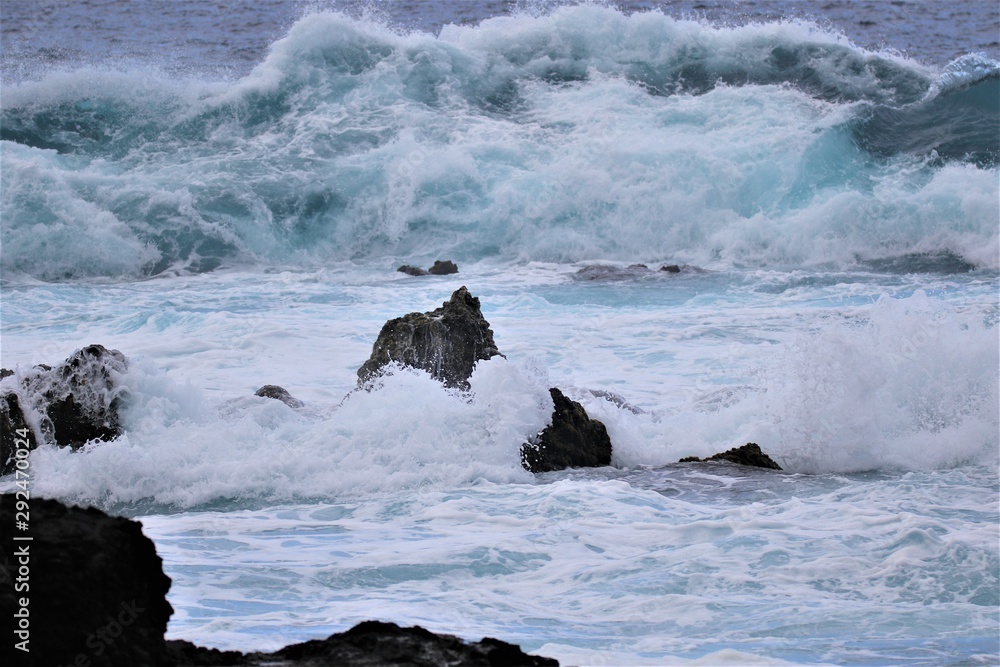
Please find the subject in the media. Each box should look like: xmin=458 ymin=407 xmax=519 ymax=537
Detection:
xmin=0 ymin=287 xmax=789 ymax=665
xmin=0 ymin=494 xmax=558 ymax=666
xmin=2 ymin=288 xmax=784 ymax=477
xmin=396 ymin=259 xmax=459 ymax=277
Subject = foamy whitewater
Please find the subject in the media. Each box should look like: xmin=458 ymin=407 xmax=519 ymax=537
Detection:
xmin=1 ymin=1 xmax=998 ymax=664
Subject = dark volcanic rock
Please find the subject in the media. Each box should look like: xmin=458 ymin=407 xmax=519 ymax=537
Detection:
xmin=0 ymin=391 xmax=30 ymax=475
xmin=0 ymin=494 xmax=174 ymax=667
xmin=659 ymin=264 xmax=681 ymax=273
xmin=267 ymin=621 xmax=558 ymax=667
xmin=164 ymin=640 xmax=247 ymax=666
xmin=254 ymin=384 xmax=305 ymax=409
xmin=679 ymin=442 xmax=783 ymax=470
xmin=397 ymin=265 xmax=428 ymax=276
xmin=0 ymin=344 xmax=128 ymax=476
xmin=427 ymin=259 xmax=459 ymax=275
xmin=357 ymin=287 xmax=502 ymax=390
xmin=521 ymin=388 xmax=613 ymax=473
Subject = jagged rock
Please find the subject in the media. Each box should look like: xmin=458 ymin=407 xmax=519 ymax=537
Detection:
xmin=522 ymin=388 xmax=613 ymax=473
xmin=397 ymin=265 xmax=428 ymax=276
xmin=265 ymin=621 xmax=558 ymax=667
xmin=0 ymin=368 xmax=13 ymax=380
xmin=254 ymin=385 xmax=305 ymax=409
xmin=0 ymin=495 xmax=559 ymax=666
xmin=357 ymin=287 xmax=502 ymax=390
xmin=679 ymin=442 xmax=782 ymax=470
xmin=0 ymin=391 xmax=30 ymax=475
xmin=427 ymin=260 xmax=459 ymax=275
xmin=0 ymin=345 xmax=128 ymax=476
xmin=659 ymin=264 xmax=681 ymax=273
xmin=0 ymin=494 xmax=174 ymax=666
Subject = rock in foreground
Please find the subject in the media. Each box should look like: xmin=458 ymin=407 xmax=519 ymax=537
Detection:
xmin=0 ymin=494 xmax=558 ymax=667
xmin=357 ymin=287 xmax=502 ymax=390
xmin=1 ymin=344 xmax=128 ymax=475
xmin=522 ymin=388 xmax=613 ymax=473
xmin=679 ymin=442 xmax=782 ymax=470
xmin=0 ymin=495 xmax=174 ymax=666
xmin=266 ymin=620 xmax=558 ymax=667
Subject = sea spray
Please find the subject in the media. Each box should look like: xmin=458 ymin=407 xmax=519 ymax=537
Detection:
xmin=3 ymin=7 xmax=997 ymax=279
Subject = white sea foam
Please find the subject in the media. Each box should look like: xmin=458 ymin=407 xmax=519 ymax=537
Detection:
xmin=2 ymin=7 xmax=995 ymax=280
xmin=3 ymin=271 xmax=995 ymax=512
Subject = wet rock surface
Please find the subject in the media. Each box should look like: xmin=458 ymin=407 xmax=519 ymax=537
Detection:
xmin=0 ymin=344 xmax=128 ymax=475
xmin=679 ymin=442 xmax=783 ymax=470
xmin=522 ymin=388 xmax=613 ymax=473
xmin=357 ymin=286 xmax=502 ymax=390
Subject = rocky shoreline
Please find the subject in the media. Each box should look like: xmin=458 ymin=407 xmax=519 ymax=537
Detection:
xmin=0 ymin=494 xmax=559 ymax=667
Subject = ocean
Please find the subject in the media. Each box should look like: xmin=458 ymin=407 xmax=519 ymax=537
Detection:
xmin=1 ymin=1 xmax=998 ymax=664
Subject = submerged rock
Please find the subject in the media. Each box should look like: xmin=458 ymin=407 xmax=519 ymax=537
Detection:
xmin=572 ymin=263 xmax=703 ymax=281
xmin=522 ymin=388 xmax=613 ymax=473
xmin=357 ymin=287 xmax=502 ymax=390
xmin=254 ymin=384 xmax=305 ymax=408
xmin=0 ymin=344 xmax=128 ymax=476
xmin=572 ymin=264 xmax=653 ymax=281
xmin=0 ymin=494 xmax=559 ymax=666
xmin=679 ymin=442 xmax=782 ymax=470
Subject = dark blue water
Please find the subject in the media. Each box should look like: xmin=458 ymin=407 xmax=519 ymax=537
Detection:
xmin=3 ymin=0 xmax=999 ymax=83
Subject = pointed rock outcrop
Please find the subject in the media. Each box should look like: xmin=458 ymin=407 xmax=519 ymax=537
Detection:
xmin=357 ymin=287 xmax=502 ymax=390
xmin=521 ymin=388 xmax=613 ymax=473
